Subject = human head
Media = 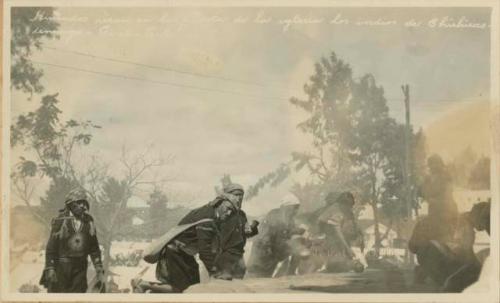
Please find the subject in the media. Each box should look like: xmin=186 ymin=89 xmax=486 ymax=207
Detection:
xmin=427 ymin=154 xmax=445 ymax=173
xmin=65 ymin=188 xmax=89 ymax=218
xmin=325 ymin=191 xmax=355 ymax=209
xmin=338 ymin=192 xmax=355 ymax=208
xmin=223 ymin=183 xmax=244 ymax=208
xmin=215 ymin=200 xmax=236 ymax=221
xmin=469 ymin=201 xmax=490 ymax=234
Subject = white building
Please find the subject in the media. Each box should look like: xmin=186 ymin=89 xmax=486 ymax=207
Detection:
xmin=363 ymin=223 xmax=398 ymax=251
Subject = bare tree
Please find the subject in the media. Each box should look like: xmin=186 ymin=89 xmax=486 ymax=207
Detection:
xmin=11 ymin=173 xmax=49 ymax=230
xmin=78 ymin=144 xmax=176 ymax=276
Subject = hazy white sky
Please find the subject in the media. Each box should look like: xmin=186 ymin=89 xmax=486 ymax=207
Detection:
xmin=11 ymin=6 xmax=491 ymax=216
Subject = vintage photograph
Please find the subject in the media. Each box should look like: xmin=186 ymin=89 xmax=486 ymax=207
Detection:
xmin=2 ymin=0 xmax=498 ymax=301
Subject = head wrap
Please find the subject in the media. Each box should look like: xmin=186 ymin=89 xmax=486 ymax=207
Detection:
xmin=223 ymin=183 xmax=244 ymax=194
xmin=469 ymin=201 xmax=490 ymax=228
xmin=209 ymin=192 xmax=239 ymax=209
xmin=65 ymin=188 xmax=88 ymax=205
xmin=64 ymin=188 xmax=90 ymax=211
xmin=218 ymin=200 xmax=235 ymax=209
xmin=53 ymin=188 xmax=93 ymax=239
xmin=337 ymin=192 xmax=355 ymax=207
xmin=215 ymin=199 xmax=237 ymax=220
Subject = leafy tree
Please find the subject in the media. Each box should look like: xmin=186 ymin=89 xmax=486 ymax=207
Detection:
xmin=247 ymin=52 xmax=426 ymax=257
xmin=289 ymin=53 xmax=355 ymax=183
xmin=411 ymin=129 xmax=427 ymax=215
xmin=246 ymin=164 xmax=291 ymax=200
xmin=11 ymin=94 xmax=100 ymax=176
xmin=347 ymin=75 xmax=405 ymax=255
xmin=11 ymin=93 xmax=100 ymax=225
xmin=360 ymin=122 xmax=424 ymax=252
xmin=289 ymin=181 xmax=354 ymax=214
xmin=9 ymin=8 xmax=175 ymax=282
xmin=378 ymin=123 xmax=422 ymax=244
xmin=246 ymin=53 xmax=356 ymax=202
xmin=14 ymin=106 xmax=171 ymax=275
xmin=11 ymin=96 xmax=98 ymax=180
xmin=420 ymin=154 xmax=458 ymax=229
xmin=11 ymin=7 xmax=62 ymax=224
xmin=11 ymin=7 xmax=59 ymax=96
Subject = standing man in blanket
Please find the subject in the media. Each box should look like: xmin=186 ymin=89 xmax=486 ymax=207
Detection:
xmin=39 ymin=188 xmax=105 ymax=293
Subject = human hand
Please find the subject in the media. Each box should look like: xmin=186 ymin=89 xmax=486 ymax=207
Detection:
xmin=244 ymin=224 xmax=252 ymax=234
xmin=46 ymin=268 xmax=57 ymax=284
xmin=346 ymin=248 xmax=356 ymax=259
xmin=212 ymin=271 xmax=233 ymax=281
xmin=95 ymin=267 xmax=106 ymax=283
xmin=352 ymin=259 xmax=365 ymax=273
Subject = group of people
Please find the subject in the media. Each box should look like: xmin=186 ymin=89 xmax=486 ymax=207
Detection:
xmin=38 ymin=184 xmax=364 ymax=294
xmin=38 ymin=181 xmax=490 ymax=294
xmin=247 ymin=191 xmax=364 ymax=277
xmin=409 ymin=200 xmax=490 ymax=292
xmin=408 ymin=155 xmax=492 ymax=292
xmin=40 ymin=184 xmax=260 ymax=293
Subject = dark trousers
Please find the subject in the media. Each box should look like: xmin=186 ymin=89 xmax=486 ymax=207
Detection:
xmin=416 ymin=241 xmax=472 ymax=288
xmin=247 ymin=244 xmax=276 ymax=277
xmin=247 ymin=240 xmax=285 ymax=277
xmin=232 ymin=256 xmax=247 ymax=279
xmin=215 ymin=251 xmax=246 ymax=279
xmin=49 ymin=258 xmax=88 ymax=293
xmin=157 ymin=246 xmax=200 ymax=292
xmin=443 ymin=261 xmax=482 ymax=292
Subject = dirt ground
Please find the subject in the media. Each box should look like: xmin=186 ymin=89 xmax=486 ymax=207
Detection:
xmin=186 ymin=268 xmax=439 ymax=293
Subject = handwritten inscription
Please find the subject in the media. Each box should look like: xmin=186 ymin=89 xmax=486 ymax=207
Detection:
xmin=29 ymin=10 xmax=490 ymax=39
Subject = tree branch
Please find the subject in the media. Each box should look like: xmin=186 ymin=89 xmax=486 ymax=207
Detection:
xmin=12 ymin=175 xmax=49 ymax=229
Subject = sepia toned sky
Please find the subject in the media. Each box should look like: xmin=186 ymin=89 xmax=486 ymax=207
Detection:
xmin=11 ymin=6 xmax=492 ymax=215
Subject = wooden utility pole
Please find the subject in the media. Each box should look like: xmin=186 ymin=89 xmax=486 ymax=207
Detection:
xmin=401 ymin=84 xmax=412 ymax=219
xmin=401 ymin=84 xmax=414 ymax=265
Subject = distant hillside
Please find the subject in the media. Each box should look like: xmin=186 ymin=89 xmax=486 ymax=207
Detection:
xmin=425 ymin=101 xmax=490 ymax=160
